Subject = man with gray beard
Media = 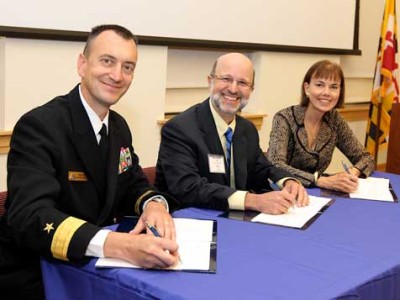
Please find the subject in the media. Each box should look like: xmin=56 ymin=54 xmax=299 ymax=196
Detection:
xmin=155 ymin=53 xmax=308 ymax=214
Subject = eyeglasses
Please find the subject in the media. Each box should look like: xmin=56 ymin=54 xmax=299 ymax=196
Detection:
xmin=210 ymin=74 xmax=253 ymax=89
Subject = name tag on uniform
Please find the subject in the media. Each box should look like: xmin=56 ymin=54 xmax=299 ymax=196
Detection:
xmin=68 ymin=171 xmax=88 ymax=181
xmin=208 ymin=154 xmax=226 ymax=174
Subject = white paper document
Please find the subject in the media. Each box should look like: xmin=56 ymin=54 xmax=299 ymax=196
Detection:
xmin=350 ymin=177 xmax=394 ymax=201
xmin=251 ymin=196 xmax=332 ymax=229
xmin=96 ymin=218 xmax=215 ymax=271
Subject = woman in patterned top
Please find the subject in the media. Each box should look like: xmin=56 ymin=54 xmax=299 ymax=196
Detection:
xmin=267 ymin=60 xmax=374 ymax=193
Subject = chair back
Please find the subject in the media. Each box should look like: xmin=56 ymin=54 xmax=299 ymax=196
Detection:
xmin=0 ymin=191 xmax=7 ymax=217
xmin=142 ymin=166 xmax=156 ymax=185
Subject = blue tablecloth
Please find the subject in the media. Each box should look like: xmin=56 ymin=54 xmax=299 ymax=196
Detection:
xmin=41 ymin=171 xmax=400 ymax=299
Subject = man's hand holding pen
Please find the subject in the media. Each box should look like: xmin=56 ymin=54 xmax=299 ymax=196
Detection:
xmin=130 ymin=200 xmax=176 ymax=240
xmin=268 ymin=179 xmax=297 ymax=211
xmin=244 ymin=179 xmax=309 ymax=215
xmin=103 ymin=200 xmax=180 ymax=269
xmin=281 ymin=179 xmax=309 ymax=208
xmin=104 ymin=230 xmax=180 ymax=269
xmin=132 ymin=200 xmax=181 ymax=265
xmin=146 ymin=222 xmax=182 ymax=263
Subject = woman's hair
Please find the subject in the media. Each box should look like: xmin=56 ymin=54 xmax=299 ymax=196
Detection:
xmin=300 ymin=60 xmax=345 ymax=108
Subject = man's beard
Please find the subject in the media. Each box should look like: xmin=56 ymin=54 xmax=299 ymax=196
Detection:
xmin=210 ymin=92 xmax=249 ymax=115
xmin=209 ymin=82 xmax=249 ymax=115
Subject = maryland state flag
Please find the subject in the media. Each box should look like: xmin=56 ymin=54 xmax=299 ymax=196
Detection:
xmin=365 ymin=0 xmax=399 ymax=158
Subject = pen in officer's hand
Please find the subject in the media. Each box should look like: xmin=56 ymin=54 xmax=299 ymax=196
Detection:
xmin=268 ymin=179 xmax=296 ymax=211
xmin=145 ymin=222 xmax=182 ymax=263
xmin=146 ymin=222 xmax=161 ymax=237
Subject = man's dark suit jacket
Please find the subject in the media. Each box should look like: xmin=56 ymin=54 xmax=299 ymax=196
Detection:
xmin=156 ymin=99 xmax=292 ymax=211
xmin=0 ymin=85 xmax=177 ymax=294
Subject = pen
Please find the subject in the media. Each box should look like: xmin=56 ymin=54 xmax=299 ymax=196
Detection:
xmin=145 ymin=222 xmax=182 ymax=263
xmin=145 ymin=222 xmax=161 ymax=237
xmin=268 ymin=179 xmax=296 ymax=211
xmin=268 ymin=178 xmax=280 ymax=192
xmin=342 ymin=161 xmax=350 ymax=174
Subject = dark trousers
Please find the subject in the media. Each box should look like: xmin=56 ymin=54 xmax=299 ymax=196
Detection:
xmin=0 ymin=234 xmax=45 ymax=300
xmin=0 ymin=262 xmax=45 ymax=300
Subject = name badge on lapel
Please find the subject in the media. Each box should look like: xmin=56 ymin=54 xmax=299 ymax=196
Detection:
xmin=208 ymin=154 xmax=226 ymax=174
xmin=119 ymin=147 xmax=133 ymax=174
xmin=68 ymin=171 xmax=88 ymax=181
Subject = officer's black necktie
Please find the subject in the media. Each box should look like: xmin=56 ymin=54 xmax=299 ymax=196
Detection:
xmin=98 ymin=123 xmax=108 ymax=207
xmin=99 ymin=123 xmax=108 ymax=165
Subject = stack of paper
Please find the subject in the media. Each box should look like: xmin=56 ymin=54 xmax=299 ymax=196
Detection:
xmin=350 ymin=177 xmax=394 ymax=201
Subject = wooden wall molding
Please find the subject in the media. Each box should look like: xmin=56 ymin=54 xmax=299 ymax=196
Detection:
xmin=0 ymin=131 xmax=12 ymax=154
xmin=337 ymin=103 xmax=369 ymax=122
xmin=237 ymin=113 xmax=268 ymax=130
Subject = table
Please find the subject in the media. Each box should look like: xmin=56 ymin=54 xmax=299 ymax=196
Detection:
xmin=41 ymin=171 xmax=400 ymax=299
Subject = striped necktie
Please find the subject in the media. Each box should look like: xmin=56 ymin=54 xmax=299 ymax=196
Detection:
xmin=224 ymin=127 xmax=233 ymax=174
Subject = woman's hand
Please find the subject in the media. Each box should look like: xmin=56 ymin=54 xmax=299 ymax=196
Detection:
xmin=317 ymin=172 xmax=358 ymax=193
